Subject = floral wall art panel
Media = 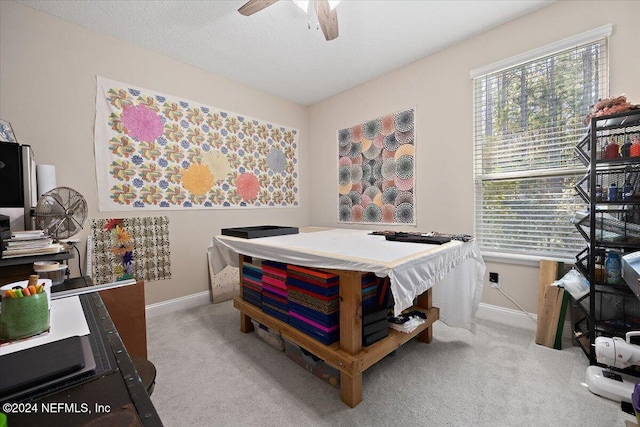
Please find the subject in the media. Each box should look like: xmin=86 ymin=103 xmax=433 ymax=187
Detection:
xmin=338 ymin=108 xmax=415 ymax=224
xmin=90 ymin=216 xmax=171 ymax=285
xmin=94 ymin=76 xmax=299 ymax=211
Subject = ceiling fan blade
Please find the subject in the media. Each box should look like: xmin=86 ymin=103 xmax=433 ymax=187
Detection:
xmin=238 ymin=0 xmax=279 ymax=16
xmin=315 ymin=0 xmax=338 ymax=41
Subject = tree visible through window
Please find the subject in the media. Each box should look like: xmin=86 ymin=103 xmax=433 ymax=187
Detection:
xmin=473 ymin=37 xmax=608 ymax=259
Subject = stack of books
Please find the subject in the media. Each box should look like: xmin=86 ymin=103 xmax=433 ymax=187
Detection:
xmin=1 ymin=230 xmax=63 ymax=258
xmin=361 ymin=273 xmax=378 ymax=310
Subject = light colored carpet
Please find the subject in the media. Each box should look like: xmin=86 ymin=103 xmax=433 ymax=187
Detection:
xmin=148 ymin=300 xmax=635 ymax=426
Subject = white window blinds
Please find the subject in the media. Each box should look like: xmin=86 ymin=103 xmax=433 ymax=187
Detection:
xmin=473 ymin=29 xmax=609 ymax=260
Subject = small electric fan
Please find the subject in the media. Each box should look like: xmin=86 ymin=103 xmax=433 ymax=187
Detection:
xmin=34 ymin=186 xmax=87 ymax=240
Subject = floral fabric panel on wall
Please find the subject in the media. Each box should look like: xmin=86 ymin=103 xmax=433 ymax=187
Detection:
xmin=338 ymin=108 xmax=415 ymax=224
xmin=94 ymin=76 xmax=299 ymax=211
xmin=90 ymin=216 xmax=171 ymax=285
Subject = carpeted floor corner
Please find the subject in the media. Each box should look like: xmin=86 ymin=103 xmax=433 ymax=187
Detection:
xmin=148 ymin=300 xmax=635 ymax=426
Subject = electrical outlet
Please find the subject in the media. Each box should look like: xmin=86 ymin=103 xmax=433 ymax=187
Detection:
xmin=489 ymin=272 xmax=500 ymax=288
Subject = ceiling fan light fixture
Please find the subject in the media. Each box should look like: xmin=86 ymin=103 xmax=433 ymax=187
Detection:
xmin=292 ymin=0 xmax=310 ymax=13
xmin=292 ymin=0 xmax=341 ymax=13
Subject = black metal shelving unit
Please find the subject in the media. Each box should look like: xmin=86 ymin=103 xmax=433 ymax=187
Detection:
xmin=573 ymin=109 xmax=640 ymax=365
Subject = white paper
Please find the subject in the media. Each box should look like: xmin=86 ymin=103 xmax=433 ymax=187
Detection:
xmin=0 ymin=296 xmax=90 ymax=356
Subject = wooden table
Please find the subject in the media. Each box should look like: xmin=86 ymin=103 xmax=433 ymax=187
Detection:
xmin=234 ymin=254 xmax=439 ymax=408
xmin=212 ymin=228 xmax=484 ymax=407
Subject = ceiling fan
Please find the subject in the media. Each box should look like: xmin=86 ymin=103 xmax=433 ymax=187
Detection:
xmin=238 ymin=0 xmax=339 ymax=41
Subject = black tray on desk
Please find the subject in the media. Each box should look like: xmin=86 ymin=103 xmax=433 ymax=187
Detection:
xmin=222 ymin=225 xmax=299 ymax=239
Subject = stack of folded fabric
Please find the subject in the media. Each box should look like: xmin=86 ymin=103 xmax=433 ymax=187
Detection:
xmin=361 ymin=275 xmax=391 ymax=346
xmin=241 ymin=259 xmax=262 ymax=308
xmin=261 ymin=260 xmax=289 ymax=322
xmin=287 ymin=265 xmax=340 ymax=345
xmin=361 ymin=273 xmax=378 ymax=311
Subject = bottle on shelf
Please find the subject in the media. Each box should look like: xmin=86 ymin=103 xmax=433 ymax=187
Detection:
xmin=621 ymin=137 xmax=632 ymax=157
xmin=631 ymin=135 xmax=640 ymax=157
xmin=604 ymin=138 xmax=620 ymax=159
xmin=605 ymin=251 xmax=622 ymax=285
xmin=609 ymin=183 xmax=619 ymax=201
xmin=623 ymin=181 xmax=634 ymax=201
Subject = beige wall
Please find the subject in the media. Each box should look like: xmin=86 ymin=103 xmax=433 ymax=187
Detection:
xmin=0 ymin=1 xmax=310 ymax=304
xmin=2 ymin=1 xmax=639 ymax=313
xmin=308 ymin=0 xmax=640 ymax=314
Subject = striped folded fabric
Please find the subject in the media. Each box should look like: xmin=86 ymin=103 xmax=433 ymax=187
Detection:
xmin=287 ymin=265 xmax=338 ymax=285
xmin=262 ymin=274 xmax=287 ymax=290
xmin=242 ymin=263 xmax=263 ymax=280
xmin=243 ymin=287 xmax=262 ymax=307
xmin=287 ymin=278 xmax=339 ymax=297
xmin=288 ymin=288 xmax=339 ymax=314
xmin=289 ymin=301 xmax=338 ymax=327
xmin=289 ymin=311 xmax=339 ymax=345
xmin=263 ymin=301 xmax=289 ymax=323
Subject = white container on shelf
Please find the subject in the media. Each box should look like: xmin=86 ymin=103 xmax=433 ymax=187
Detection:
xmin=33 ymin=262 xmax=67 ymax=286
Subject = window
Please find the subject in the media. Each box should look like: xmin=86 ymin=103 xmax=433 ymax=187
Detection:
xmin=472 ymin=26 xmax=611 ymax=260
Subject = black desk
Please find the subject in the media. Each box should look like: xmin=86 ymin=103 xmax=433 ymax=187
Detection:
xmin=0 ymin=278 xmax=163 ymax=426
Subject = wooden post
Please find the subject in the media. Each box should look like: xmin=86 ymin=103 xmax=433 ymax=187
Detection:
xmin=338 ymin=271 xmax=363 ymax=354
xmin=340 ymin=371 xmax=363 ymax=408
xmin=338 ymin=270 xmax=364 ymax=407
xmin=417 ymin=288 xmax=433 ymax=343
xmin=538 ymin=260 xmax=558 ymax=316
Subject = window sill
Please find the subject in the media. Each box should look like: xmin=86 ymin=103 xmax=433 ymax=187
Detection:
xmin=481 ymin=252 xmax=575 ymax=267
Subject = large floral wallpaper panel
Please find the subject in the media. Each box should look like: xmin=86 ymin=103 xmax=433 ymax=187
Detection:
xmin=338 ymin=108 xmax=415 ymax=224
xmin=94 ymin=76 xmax=299 ymax=211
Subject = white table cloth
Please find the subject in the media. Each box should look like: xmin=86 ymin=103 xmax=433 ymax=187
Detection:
xmin=209 ymin=228 xmax=485 ymax=332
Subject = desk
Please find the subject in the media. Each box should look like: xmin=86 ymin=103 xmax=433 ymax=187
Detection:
xmin=0 ymin=278 xmax=162 ymax=426
xmin=0 ymin=251 xmax=73 ymax=286
xmin=210 ymin=228 xmax=485 ymax=407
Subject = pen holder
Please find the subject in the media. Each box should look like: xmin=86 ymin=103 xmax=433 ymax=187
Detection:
xmin=0 ymin=293 xmax=50 ymax=341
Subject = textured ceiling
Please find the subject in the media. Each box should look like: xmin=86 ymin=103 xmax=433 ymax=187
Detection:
xmin=17 ymin=0 xmax=554 ymax=105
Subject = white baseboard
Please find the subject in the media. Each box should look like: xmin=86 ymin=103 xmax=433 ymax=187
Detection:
xmin=476 ymin=302 xmax=538 ymax=331
xmin=145 ymin=296 xmax=572 ymax=340
xmin=476 ymin=302 xmax=573 ymax=341
xmin=145 ymin=290 xmax=212 ymax=319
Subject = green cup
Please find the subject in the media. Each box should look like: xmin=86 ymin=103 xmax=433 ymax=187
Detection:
xmin=0 ymin=293 xmax=50 ymax=341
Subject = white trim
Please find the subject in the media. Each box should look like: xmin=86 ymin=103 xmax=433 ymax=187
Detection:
xmin=482 ymin=252 xmax=575 ymax=267
xmin=476 ymin=302 xmax=537 ymax=330
xmin=145 ymin=290 xmax=211 ymax=319
xmin=476 ymin=302 xmax=573 ymax=341
xmin=470 ymin=24 xmax=613 ymax=79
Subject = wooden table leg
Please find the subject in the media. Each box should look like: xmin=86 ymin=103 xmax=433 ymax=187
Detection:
xmin=417 ymin=288 xmax=433 ymax=343
xmin=340 ymin=371 xmax=363 ymax=408
xmin=338 ymin=271 xmax=364 ymax=406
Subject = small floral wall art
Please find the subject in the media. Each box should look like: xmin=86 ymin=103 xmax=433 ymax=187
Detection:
xmin=94 ymin=76 xmax=299 ymax=211
xmin=90 ymin=216 xmax=171 ymax=285
xmin=338 ymin=108 xmax=416 ymax=224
